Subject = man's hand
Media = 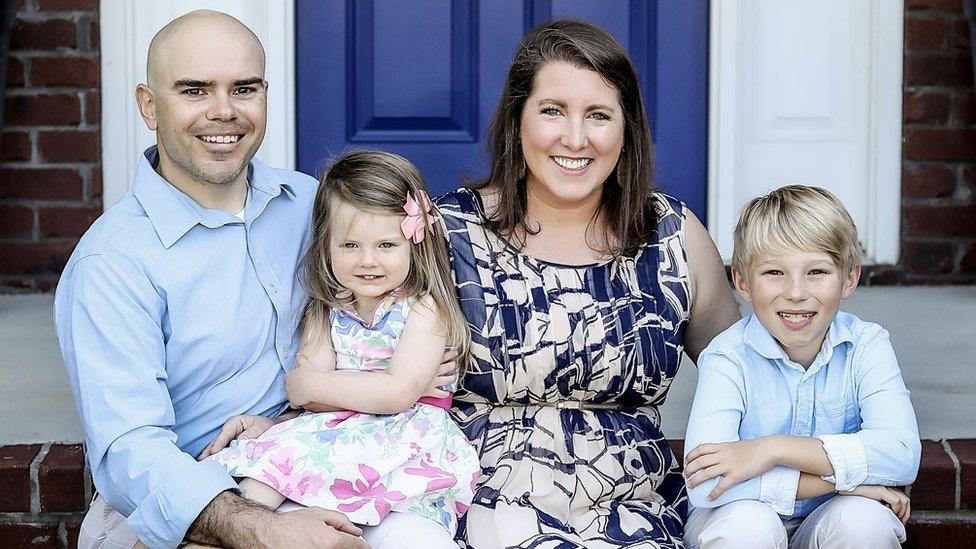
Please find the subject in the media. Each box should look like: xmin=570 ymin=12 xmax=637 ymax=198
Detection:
xmin=186 ymin=491 xmax=367 ymax=548
xmin=423 ymin=347 xmax=460 ymax=398
xmin=684 ymin=438 xmax=776 ymax=501
xmin=840 ymin=485 xmax=911 ymax=524
xmin=198 ymin=415 xmax=275 ymax=460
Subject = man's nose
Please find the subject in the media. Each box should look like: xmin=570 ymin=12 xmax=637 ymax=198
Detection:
xmin=207 ymin=92 xmax=238 ymax=121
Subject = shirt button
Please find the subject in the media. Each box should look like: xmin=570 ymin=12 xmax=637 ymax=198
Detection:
xmin=270 ymin=284 xmax=278 ymax=293
xmin=282 ymin=349 xmax=290 ymax=359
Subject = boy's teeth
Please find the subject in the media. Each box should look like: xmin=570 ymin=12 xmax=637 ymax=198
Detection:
xmin=552 ymin=156 xmax=591 ymax=170
xmin=779 ymin=312 xmax=814 ymax=322
xmin=201 ymin=135 xmax=240 ymax=144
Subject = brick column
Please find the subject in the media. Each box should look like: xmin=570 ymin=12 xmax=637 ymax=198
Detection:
xmin=902 ymin=0 xmax=976 ymax=283
xmin=0 ymin=0 xmax=100 ymax=292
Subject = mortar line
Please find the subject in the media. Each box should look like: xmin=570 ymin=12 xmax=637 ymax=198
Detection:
xmin=942 ymin=439 xmax=962 ymax=511
xmin=29 ymin=443 xmax=52 ymax=514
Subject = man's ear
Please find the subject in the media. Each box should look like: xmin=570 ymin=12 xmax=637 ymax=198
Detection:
xmin=731 ymin=267 xmax=753 ymax=303
xmin=135 ymin=84 xmax=158 ymax=131
xmin=841 ymin=264 xmax=861 ymax=299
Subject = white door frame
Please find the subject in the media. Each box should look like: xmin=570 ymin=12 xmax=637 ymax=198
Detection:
xmin=707 ymin=0 xmax=903 ymax=265
xmin=99 ymin=0 xmax=296 ymax=209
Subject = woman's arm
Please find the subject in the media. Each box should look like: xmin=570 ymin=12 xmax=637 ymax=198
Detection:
xmin=286 ymin=296 xmax=446 ymax=415
xmin=682 ymin=211 xmax=741 ymax=363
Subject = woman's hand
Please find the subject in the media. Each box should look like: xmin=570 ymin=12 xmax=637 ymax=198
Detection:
xmin=198 ymin=415 xmax=275 ymax=459
xmin=422 ymin=347 xmax=460 ymax=398
xmin=683 ymin=438 xmax=777 ymax=501
xmin=840 ymin=485 xmax=911 ymax=524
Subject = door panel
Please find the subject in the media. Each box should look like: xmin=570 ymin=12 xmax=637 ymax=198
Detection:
xmin=297 ymin=0 xmax=707 ymax=219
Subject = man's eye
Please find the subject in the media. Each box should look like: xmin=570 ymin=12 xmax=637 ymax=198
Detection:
xmin=235 ymin=87 xmax=256 ymax=95
xmin=184 ymin=88 xmax=204 ymax=96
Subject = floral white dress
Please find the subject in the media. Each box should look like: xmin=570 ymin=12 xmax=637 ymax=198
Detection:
xmin=210 ymin=294 xmax=481 ymax=535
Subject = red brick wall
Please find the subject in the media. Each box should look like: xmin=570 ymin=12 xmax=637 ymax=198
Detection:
xmin=899 ymin=0 xmax=976 ymax=284
xmin=0 ymin=0 xmax=100 ymax=293
xmin=1 ymin=2 xmax=974 ymax=289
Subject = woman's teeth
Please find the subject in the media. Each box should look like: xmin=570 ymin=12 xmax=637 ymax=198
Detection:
xmin=551 ymin=156 xmax=591 ymax=170
xmin=200 ymin=135 xmax=240 ymax=144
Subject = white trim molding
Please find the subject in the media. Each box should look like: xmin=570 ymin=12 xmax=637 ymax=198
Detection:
xmin=707 ymin=0 xmax=903 ymax=265
xmin=99 ymin=0 xmax=296 ymax=209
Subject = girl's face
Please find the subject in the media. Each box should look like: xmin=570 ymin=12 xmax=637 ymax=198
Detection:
xmin=519 ymin=61 xmax=625 ymax=209
xmin=329 ymin=201 xmax=411 ymax=316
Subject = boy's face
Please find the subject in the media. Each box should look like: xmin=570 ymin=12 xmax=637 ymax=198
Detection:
xmin=733 ymin=249 xmax=860 ymax=368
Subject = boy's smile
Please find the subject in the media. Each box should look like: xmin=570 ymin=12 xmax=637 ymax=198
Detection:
xmin=733 ymin=249 xmax=860 ymax=368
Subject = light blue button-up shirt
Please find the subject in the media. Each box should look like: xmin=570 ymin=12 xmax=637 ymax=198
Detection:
xmin=54 ymin=147 xmax=316 ymax=548
xmin=684 ymin=311 xmax=920 ymax=518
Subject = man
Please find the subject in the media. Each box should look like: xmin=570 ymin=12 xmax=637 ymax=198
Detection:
xmin=55 ymin=11 xmax=449 ymax=549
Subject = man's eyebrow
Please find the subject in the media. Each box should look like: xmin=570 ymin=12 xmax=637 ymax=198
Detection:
xmin=234 ymin=77 xmax=265 ymax=86
xmin=172 ymin=78 xmax=213 ymax=89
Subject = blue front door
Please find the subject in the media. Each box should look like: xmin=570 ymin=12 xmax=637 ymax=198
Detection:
xmin=297 ymin=0 xmax=708 ymax=219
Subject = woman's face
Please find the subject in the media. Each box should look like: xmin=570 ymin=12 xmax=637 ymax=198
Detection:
xmin=519 ymin=61 xmax=625 ymax=209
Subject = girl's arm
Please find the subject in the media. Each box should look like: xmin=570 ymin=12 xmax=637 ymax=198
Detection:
xmin=287 ymin=296 xmax=445 ymax=415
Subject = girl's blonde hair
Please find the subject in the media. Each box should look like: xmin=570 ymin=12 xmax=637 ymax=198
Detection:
xmin=300 ymin=149 xmax=470 ymax=359
xmin=732 ymin=185 xmax=862 ymax=279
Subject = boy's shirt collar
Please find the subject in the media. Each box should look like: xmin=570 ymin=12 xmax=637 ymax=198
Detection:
xmin=743 ymin=313 xmax=856 ymax=372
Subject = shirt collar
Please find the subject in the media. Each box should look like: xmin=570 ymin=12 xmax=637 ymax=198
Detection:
xmin=132 ymin=146 xmax=297 ymax=248
xmin=743 ymin=313 xmax=856 ymax=366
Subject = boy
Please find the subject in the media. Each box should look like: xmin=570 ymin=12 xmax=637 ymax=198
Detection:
xmin=682 ymin=186 xmax=920 ymax=548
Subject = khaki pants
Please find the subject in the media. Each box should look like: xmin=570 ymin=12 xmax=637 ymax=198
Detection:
xmin=684 ymin=495 xmax=906 ymax=549
xmin=78 ymin=494 xmax=457 ymax=548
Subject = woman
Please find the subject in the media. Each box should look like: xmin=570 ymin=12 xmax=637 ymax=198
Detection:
xmin=437 ymin=20 xmax=740 ymax=547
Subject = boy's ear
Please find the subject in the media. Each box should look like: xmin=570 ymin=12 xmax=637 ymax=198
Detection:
xmin=841 ymin=264 xmax=861 ymax=299
xmin=731 ymin=267 xmax=753 ymax=303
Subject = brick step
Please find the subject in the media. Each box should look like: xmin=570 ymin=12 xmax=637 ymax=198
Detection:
xmin=1 ymin=441 xmax=973 ymax=547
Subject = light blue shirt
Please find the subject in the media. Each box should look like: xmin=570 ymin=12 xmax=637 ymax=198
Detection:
xmin=684 ymin=311 xmax=921 ymax=518
xmin=54 ymin=147 xmax=316 ymax=548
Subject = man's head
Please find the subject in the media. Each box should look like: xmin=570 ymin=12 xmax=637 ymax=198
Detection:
xmin=731 ymin=185 xmax=862 ymax=367
xmin=136 ymin=10 xmax=267 ymax=190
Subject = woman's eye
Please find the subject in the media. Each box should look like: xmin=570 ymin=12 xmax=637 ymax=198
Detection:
xmin=340 ymin=242 xmax=357 ymax=249
xmin=589 ymin=111 xmax=611 ymax=121
xmin=540 ymin=107 xmax=561 ymax=116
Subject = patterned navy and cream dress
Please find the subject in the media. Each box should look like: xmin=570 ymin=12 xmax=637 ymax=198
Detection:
xmin=437 ymin=188 xmax=692 ymax=548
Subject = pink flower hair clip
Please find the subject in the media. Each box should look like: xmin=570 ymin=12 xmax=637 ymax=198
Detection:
xmin=401 ymin=190 xmax=439 ymax=244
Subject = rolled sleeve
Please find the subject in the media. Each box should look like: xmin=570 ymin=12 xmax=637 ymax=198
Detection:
xmin=758 ymin=466 xmax=801 ymax=515
xmin=55 ymin=253 xmax=230 ymax=548
xmin=128 ymin=459 xmax=237 ymax=548
xmin=816 ymin=433 xmax=868 ymax=491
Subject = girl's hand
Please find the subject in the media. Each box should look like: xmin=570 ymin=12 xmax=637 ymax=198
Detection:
xmin=683 ymin=438 xmax=776 ymax=501
xmin=285 ymin=367 xmax=316 ymax=408
xmin=840 ymin=485 xmax=911 ymax=524
xmin=198 ymin=415 xmax=274 ymax=459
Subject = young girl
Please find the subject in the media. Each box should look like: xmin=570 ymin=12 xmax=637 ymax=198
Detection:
xmin=206 ymin=150 xmax=480 ymax=541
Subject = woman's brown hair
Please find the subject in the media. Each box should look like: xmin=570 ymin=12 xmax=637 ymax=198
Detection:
xmin=474 ymin=19 xmax=659 ymax=257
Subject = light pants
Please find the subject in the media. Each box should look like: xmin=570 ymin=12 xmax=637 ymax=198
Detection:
xmin=79 ymin=494 xmax=457 ymax=548
xmin=683 ymin=496 xmax=906 ymax=549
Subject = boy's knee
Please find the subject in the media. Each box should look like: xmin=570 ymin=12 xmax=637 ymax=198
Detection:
xmin=691 ymin=501 xmax=787 ymax=549
xmin=814 ymin=496 xmax=904 ymax=546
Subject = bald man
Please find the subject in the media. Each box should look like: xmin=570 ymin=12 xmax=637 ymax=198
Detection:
xmin=55 ymin=11 xmax=369 ymax=549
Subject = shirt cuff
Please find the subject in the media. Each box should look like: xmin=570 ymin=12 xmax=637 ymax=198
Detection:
xmin=817 ymin=434 xmax=868 ymax=491
xmin=758 ymin=465 xmax=800 ymax=515
xmin=127 ymin=459 xmax=238 ymax=549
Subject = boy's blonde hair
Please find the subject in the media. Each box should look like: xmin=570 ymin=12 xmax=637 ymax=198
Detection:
xmin=732 ymin=185 xmax=861 ymax=278
xmin=300 ymin=149 xmax=470 ymax=359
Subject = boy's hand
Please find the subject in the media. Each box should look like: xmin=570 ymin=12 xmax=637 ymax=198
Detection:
xmin=198 ymin=415 xmax=274 ymax=460
xmin=684 ymin=438 xmax=776 ymax=501
xmin=839 ymin=485 xmax=911 ymax=524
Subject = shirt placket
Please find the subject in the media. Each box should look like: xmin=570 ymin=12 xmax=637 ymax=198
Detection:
xmin=245 ymin=221 xmax=292 ymax=367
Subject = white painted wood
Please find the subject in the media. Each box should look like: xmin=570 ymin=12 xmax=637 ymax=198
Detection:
xmin=708 ymin=0 xmax=903 ymax=265
xmin=99 ymin=0 xmax=296 ymax=210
